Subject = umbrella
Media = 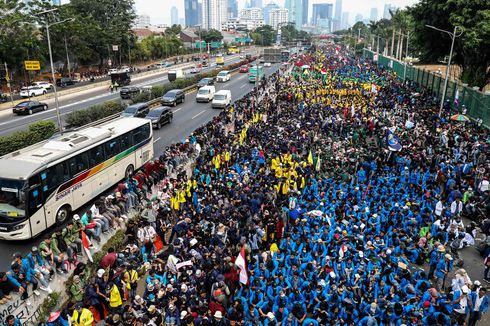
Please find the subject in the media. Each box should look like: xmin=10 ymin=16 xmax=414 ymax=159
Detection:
xmin=450 ymin=114 xmax=470 ymax=122
xmin=301 ymin=64 xmax=310 ymax=69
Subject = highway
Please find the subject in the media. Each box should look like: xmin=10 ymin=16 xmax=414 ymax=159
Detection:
xmin=0 ymin=53 xmax=248 ymax=137
xmin=0 ymin=63 xmax=280 ymax=270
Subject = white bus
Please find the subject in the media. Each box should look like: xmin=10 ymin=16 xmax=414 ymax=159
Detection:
xmin=0 ymin=117 xmax=153 ymax=240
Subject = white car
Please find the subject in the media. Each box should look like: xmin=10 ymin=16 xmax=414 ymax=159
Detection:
xmin=20 ymin=86 xmax=47 ymax=98
xmin=216 ymin=70 xmax=231 ymax=82
xmin=190 ymin=66 xmax=199 ymax=74
xmin=196 ymin=85 xmax=216 ymax=102
xmin=264 ymin=62 xmax=272 ymax=67
xmin=31 ymin=81 xmax=53 ymax=91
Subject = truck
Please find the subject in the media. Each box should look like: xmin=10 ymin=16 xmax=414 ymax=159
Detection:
xmin=248 ymin=65 xmax=264 ymax=83
xmin=262 ymin=48 xmax=287 ymax=63
xmin=168 ymin=69 xmax=184 ymax=82
xmin=216 ymin=54 xmax=225 ymax=66
xmin=110 ymin=71 xmax=131 ymax=86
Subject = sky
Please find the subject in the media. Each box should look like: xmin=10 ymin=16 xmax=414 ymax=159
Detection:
xmin=134 ymin=0 xmax=419 ymax=26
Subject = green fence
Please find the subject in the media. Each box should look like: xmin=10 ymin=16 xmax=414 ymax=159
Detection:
xmin=363 ymin=49 xmax=490 ymax=127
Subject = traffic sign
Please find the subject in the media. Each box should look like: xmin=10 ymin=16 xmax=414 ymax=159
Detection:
xmin=24 ymin=61 xmax=41 ymax=71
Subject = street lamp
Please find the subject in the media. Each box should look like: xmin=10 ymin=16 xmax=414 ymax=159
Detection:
xmin=402 ymin=31 xmax=410 ymax=80
xmin=425 ymin=24 xmax=463 ymax=117
xmin=37 ymin=8 xmax=74 ymax=134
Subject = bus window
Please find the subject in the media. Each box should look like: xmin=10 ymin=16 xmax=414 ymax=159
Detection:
xmin=68 ymin=153 xmax=89 ymax=176
xmin=133 ymin=123 xmax=150 ymax=144
xmin=88 ymin=145 xmax=106 ymax=167
xmin=120 ymin=133 xmax=133 ymax=151
xmin=104 ymin=140 xmax=120 ymax=157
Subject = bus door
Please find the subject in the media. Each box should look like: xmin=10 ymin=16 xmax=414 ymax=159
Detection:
xmin=27 ymin=175 xmax=47 ymax=237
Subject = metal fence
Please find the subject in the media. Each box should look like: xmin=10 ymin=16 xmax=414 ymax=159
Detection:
xmin=363 ymin=49 xmax=490 ymax=127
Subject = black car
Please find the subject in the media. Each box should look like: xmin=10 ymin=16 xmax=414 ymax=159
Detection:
xmin=121 ymin=103 xmax=150 ymax=118
xmin=197 ymin=77 xmax=214 ymax=87
xmin=160 ymin=89 xmax=185 ymax=106
xmin=12 ymin=101 xmax=48 ymax=115
xmin=56 ymin=77 xmax=76 ymax=87
xmin=120 ymin=86 xmax=141 ymax=99
xmin=145 ymin=106 xmax=173 ymax=129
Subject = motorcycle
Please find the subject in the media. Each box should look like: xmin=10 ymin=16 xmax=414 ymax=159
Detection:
xmin=0 ymin=92 xmax=8 ymax=103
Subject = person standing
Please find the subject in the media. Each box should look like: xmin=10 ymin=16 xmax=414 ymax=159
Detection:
xmin=469 ymin=287 xmax=489 ymax=326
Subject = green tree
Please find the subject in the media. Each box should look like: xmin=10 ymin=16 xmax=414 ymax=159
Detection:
xmin=165 ymin=24 xmax=182 ymax=36
xmin=409 ymin=0 xmax=490 ymax=89
xmin=251 ymin=25 xmax=276 ymax=46
xmin=201 ymin=29 xmax=223 ymax=43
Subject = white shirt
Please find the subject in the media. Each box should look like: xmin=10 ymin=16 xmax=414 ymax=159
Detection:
xmin=455 ymin=295 xmax=468 ymax=314
xmin=451 ymin=201 xmax=463 ymax=215
xmin=435 ymin=201 xmax=444 ymax=216
xmin=479 ymin=180 xmax=489 ymax=192
xmin=137 ymin=226 xmax=156 ymax=243
xmin=475 ymin=294 xmax=485 ymax=311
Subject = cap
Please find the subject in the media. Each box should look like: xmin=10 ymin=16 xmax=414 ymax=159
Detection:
xmin=267 ymin=312 xmax=275 ymax=320
xmin=97 ymin=269 xmax=105 ymax=278
xmin=423 ymin=301 xmax=430 ymax=308
xmin=475 ymin=280 xmax=481 ymax=286
xmin=73 ymin=214 xmax=80 ymax=221
xmin=445 ymin=253 xmax=453 ymax=260
xmin=180 ymin=311 xmax=188 ymax=319
xmin=75 ymin=302 xmax=83 ymax=309
xmin=31 ymin=246 xmax=38 ymax=252
xmin=148 ymin=305 xmax=156 ymax=313
xmin=461 ymin=285 xmax=470 ymax=294
xmin=214 ymin=311 xmax=223 ymax=319
xmin=47 ymin=312 xmax=61 ymax=322
xmin=12 ymin=252 xmax=22 ymax=259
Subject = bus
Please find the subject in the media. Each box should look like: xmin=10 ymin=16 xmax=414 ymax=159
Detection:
xmin=281 ymin=50 xmax=290 ymax=62
xmin=215 ymin=54 xmax=225 ymax=66
xmin=0 ymin=117 xmax=153 ymax=240
xmin=249 ymin=65 xmax=264 ymax=83
xmin=227 ymin=46 xmax=240 ymax=55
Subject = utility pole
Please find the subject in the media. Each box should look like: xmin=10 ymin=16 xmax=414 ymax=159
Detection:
xmin=403 ymin=32 xmax=410 ymax=80
xmin=64 ymin=35 xmax=71 ymax=79
xmin=4 ymin=62 xmax=14 ymax=103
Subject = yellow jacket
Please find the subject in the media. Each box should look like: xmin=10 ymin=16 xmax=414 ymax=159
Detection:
xmin=109 ymin=284 xmax=122 ymax=308
xmin=72 ymin=309 xmax=94 ymax=326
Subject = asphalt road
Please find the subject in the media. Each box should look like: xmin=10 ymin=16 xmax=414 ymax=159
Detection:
xmin=0 ymin=53 xmax=249 ymax=137
xmin=0 ymin=63 xmax=280 ymax=270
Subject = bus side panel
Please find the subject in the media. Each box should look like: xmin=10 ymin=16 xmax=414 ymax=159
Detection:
xmin=89 ymin=170 xmax=110 ymax=202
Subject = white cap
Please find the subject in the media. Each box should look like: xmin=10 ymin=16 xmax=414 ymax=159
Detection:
xmin=73 ymin=214 xmax=80 ymax=221
xmin=461 ymin=285 xmax=470 ymax=294
xmin=329 ymin=271 xmax=336 ymax=278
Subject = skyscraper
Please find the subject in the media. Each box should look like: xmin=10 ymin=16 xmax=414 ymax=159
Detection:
xmin=202 ymin=0 xmax=228 ymax=31
xmin=185 ymin=0 xmax=199 ymax=27
xmin=302 ymin=0 xmax=308 ymax=26
xmin=284 ymin=0 xmax=302 ymax=28
xmin=383 ymin=4 xmax=397 ymax=19
xmin=370 ymin=7 xmax=378 ymax=22
xmin=355 ymin=14 xmax=363 ymax=23
xmin=270 ymin=8 xmax=289 ymax=29
xmin=341 ymin=12 xmax=349 ymax=30
xmin=250 ymin=0 xmax=262 ymax=8
xmin=228 ymin=0 xmax=238 ymax=19
xmin=263 ymin=2 xmax=280 ymax=25
xmin=311 ymin=3 xmax=332 ymax=26
xmin=198 ymin=1 xmax=202 ymax=26
xmin=333 ymin=0 xmax=342 ymax=32
xmin=171 ymin=6 xmax=179 ymax=25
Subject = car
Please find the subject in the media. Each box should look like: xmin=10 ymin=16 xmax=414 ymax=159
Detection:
xmin=201 ymin=61 xmax=209 ymax=67
xmin=120 ymin=86 xmax=141 ymax=99
xmin=121 ymin=103 xmax=150 ymax=118
xmin=190 ymin=65 xmax=199 ymax=74
xmin=19 ymin=86 xmax=47 ymax=98
xmin=216 ymin=70 xmax=231 ymax=82
xmin=240 ymin=54 xmax=245 ymax=59
xmin=31 ymin=81 xmax=53 ymax=91
xmin=145 ymin=106 xmax=173 ymax=129
xmin=197 ymin=77 xmax=215 ymax=87
xmin=196 ymin=85 xmax=216 ymax=103
xmin=12 ymin=100 xmax=48 ymax=115
xmin=212 ymin=90 xmax=232 ymax=109
xmin=160 ymin=89 xmax=185 ymax=106
xmin=239 ymin=65 xmax=249 ymax=73
xmin=56 ymin=77 xmax=76 ymax=87
xmin=264 ymin=62 xmax=272 ymax=67
xmin=108 ymin=68 xmax=118 ymax=75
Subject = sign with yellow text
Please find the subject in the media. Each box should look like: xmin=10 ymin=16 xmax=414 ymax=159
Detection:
xmin=24 ymin=61 xmax=41 ymax=71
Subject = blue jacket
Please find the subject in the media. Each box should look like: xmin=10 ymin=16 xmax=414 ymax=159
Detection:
xmin=469 ymin=291 xmax=489 ymax=313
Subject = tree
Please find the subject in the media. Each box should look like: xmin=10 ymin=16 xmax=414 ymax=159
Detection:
xmin=251 ymin=25 xmax=276 ymax=46
xmin=165 ymin=24 xmax=182 ymax=36
xmin=409 ymin=0 xmax=490 ymax=89
xmin=200 ymin=29 xmax=223 ymax=43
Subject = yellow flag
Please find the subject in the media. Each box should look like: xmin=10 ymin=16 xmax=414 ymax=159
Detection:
xmin=307 ymin=150 xmax=313 ymax=165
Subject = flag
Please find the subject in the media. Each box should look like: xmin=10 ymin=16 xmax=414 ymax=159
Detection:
xmin=362 ymin=181 xmax=371 ymax=199
xmin=81 ymin=231 xmax=93 ymax=262
xmin=315 ymin=154 xmax=321 ymax=172
xmin=235 ymin=246 xmax=248 ymax=285
xmin=386 ymin=130 xmax=402 ymax=152
xmin=307 ymin=150 xmax=313 ymax=165
xmin=454 ymin=88 xmax=460 ymax=107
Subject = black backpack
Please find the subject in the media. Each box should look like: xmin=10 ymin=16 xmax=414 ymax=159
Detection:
xmin=55 ymin=232 xmax=68 ymax=252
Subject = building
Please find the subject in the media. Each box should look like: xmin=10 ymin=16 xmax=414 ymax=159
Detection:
xmin=185 ymin=0 xmax=199 ymax=27
xmin=332 ymin=0 xmax=342 ymax=31
xmin=250 ymin=0 xmax=263 ymax=8
xmin=383 ymin=4 xmax=397 ymax=19
xmin=228 ymin=0 xmax=238 ymax=18
xmin=198 ymin=1 xmax=202 ymax=25
xmin=355 ymin=14 xmax=363 ymax=23
xmin=311 ymin=3 xmax=332 ymax=26
xmin=171 ymin=6 xmax=179 ymax=26
xmin=302 ymin=0 xmax=308 ymax=26
xmin=284 ymin=0 xmax=302 ymax=28
xmin=270 ymin=8 xmax=289 ymax=30
xmin=341 ymin=12 xmax=349 ymax=30
xmin=370 ymin=7 xmax=378 ymax=22
xmin=240 ymin=8 xmax=263 ymax=21
xmin=263 ymin=2 xmax=280 ymax=25
xmin=180 ymin=28 xmax=200 ymax=49
xmin=221 ymin=18 xmax=264 ymax=31
xmin=202 ymin=0 xmax=228 ymax=31
xmin=134 ymin=14 xmax=151 ymax=28
xmin=179 ymin=18 xmax=186 ymax=26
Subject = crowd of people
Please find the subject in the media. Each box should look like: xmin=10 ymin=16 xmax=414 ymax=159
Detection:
xmin=2 ymin=44 xmax=490 ymax=326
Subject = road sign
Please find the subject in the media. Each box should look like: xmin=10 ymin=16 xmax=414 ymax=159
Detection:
xmin=194 ymin=41 xmax=206 ymax=49
xmin=24 ymin=61 xmax=41 ymax=71
xmin=210 ymin=41 xmax=222 ymax=48
xmin=112 ymin=45 xmax=119 ymax=51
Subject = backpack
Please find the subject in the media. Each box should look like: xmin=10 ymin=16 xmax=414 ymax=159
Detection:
xmin=56 ymin=233 xmax=68 ymax=252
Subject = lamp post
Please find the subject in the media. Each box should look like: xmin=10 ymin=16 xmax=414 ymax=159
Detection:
xmin=425 ymin=24 xmax=463 ymax=117
xmin=402 ymin=31 xmax=410 ymax=80
xmin=37 ymin=8 xmax=74 ymax=134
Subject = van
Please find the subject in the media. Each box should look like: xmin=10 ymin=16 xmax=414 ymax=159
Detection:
xmin=216 ymin=70 xmax=231 ymax=82
xmin=168 ymin=69 xmax=184 ymax=82
xmin=212 ymin=90 xmax=231 ymax=109
xmin=196 ymin=85 xmax=216 ymax=103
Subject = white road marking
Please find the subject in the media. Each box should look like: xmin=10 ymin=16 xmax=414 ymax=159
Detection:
xmin=192 ymin=110 xmax=206 ymax=119
xmin=153 ymin=137 xmax=161 ymax=143
xmin=240 ymin=84 xmax=247 ymax=88
xmin=173 ymin=107 xmax=182 ymax=113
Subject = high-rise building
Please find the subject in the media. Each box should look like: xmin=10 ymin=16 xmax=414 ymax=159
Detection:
xmin=355 ymin=14 xmax=363 ymax=23
xmin=285 ymin=0 xmax=302 ymax=28
xmin=270 ymin=8 xmax=289 ymax=30
xmin=341 ymin=12 xmax=349 ymax=30
xmin=228 ymin=0 xmax=238 ymax=18
xmin=311 ymin=3 xmax=332 ymax=26
xmin=332 ymin=0 xmax=342 ymax=32
xmin=198 ymin=1 xmax=202 ymax=26
xmin=171 ymin=6 xmax=179 ymax=25
xmin=240 ymin=8 xmax=263 ymax=21
xmin=302 ymin=0 xmax=308 ymax=26
xmin=134 ymin=14 xmax=151 ymax=28
xmin=202 ymin=0 xmax=228 ymax=30
xmin=263 ymin=2 xmax=280 ymax=25
xmin=250 ymin=0 xmax=262 ymax=8
xmin=370 ymin=7 xmax=378 ymax=22
xmin=383 ymin=4 xmax=397 ymax=19
xmin=185 ymin=0 xmax=199 ymax=27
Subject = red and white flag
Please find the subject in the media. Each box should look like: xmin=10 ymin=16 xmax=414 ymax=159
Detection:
xmin=235 ymin=246 xmax=248 ymax=285
xmin=81 ymin=231 xmax=93 ymax=262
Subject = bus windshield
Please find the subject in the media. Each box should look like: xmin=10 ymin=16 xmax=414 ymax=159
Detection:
xmin=0 ymin=178 xmax=27 ymax=219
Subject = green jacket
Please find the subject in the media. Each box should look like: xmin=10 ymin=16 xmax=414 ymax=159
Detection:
xmin=50 ymin=234 xmax=62 ymax=255
xmin=62 ymin=226 xmax=80 ymax=245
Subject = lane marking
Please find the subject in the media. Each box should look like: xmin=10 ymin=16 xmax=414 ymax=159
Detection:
xmin=192 ymin=110 xmax=206 ymax=119
xmin=240 ymin=84 xmax=247 ymax=88
xmin=173 ymin=108 xmax=182 ymax=113
xmin=153 ymin=137 xmax=161 ymax=143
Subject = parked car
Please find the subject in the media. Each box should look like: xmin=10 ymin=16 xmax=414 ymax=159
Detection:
xmin=216 ymin=70 xmax=231 ymax=82
xmin=264 ymin=62 xmax=272 ymax=67
xmin=201 ymin=61 xmax=209 ymax=67
xmin=190 ymin=65 xmax=199 ymax=74
xmin=196 ymin=86 xmax=216 ymax=103
xmin=197 ymin=77 xmax=214 ymax=87
xmin=20 ymin=86 xmax=46 ymax=98
xmin=31 ymin=81 xmax=53 ymax=91
xmin=145 ymin=106 xmax=173 ymax=129
xmin=120 ymin=86 xmax=141 ymax=99
xmin=239 ymin=65 xmax=249 ymax=73
xmin=121 ymin=103 xmax=150 ymax=118
xmin=212 ymin=90 xmax=232 ymax=109
xmin=56 ymin=77 xmax=76 ymax=87
xmin=161 ymin=89 xmax=185 ymax=106
xmin=12 ymin=100 xmax=48 ymax=115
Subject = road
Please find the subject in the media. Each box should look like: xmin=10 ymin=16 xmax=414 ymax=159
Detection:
xmin=0 ymin=53 xmax=249 ymax=137
xmin=0 ymin=63 xmax=280 ymax=270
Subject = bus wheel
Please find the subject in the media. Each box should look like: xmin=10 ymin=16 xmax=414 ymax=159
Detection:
xmin=125 ymin=165 xmax=134 ymax=178
xmin=56 ymin=206 xmax=71 ymax=225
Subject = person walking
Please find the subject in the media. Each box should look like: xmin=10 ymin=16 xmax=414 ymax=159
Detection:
xmin=468 ymin=287 xmax=489 ymax=326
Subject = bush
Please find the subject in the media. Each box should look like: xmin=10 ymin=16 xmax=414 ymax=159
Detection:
xmin=65 ymin=101 xmax=123 ymax=127
xmin=0 ymin=120 xmax=57 ymax=156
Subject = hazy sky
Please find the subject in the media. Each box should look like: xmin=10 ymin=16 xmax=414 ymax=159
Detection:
xmin=135 ymin=0 xmax=420 ymax=26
